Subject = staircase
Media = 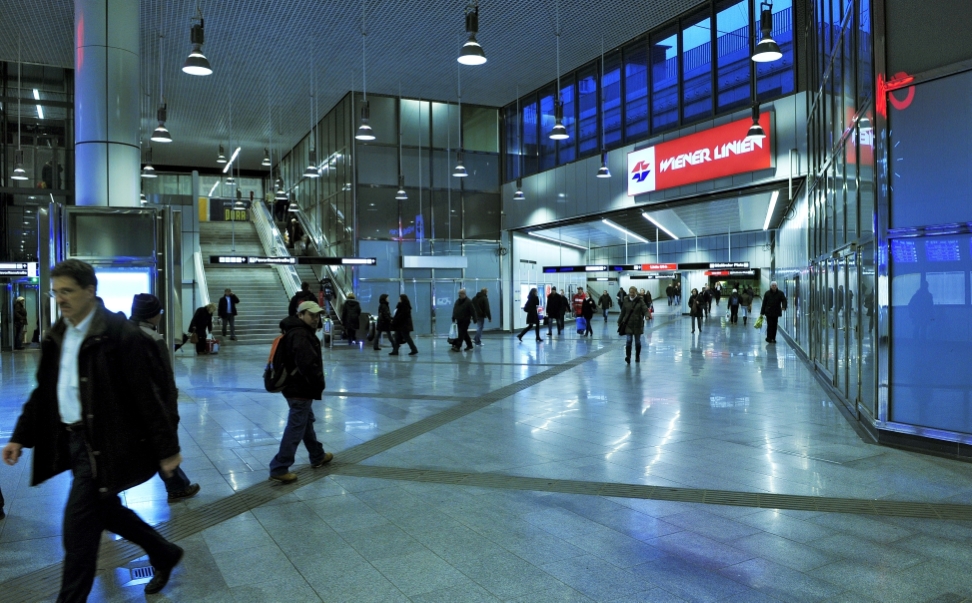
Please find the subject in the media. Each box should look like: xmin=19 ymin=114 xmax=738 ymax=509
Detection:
xmin=200 ymin=221 xmax=291 ymax=345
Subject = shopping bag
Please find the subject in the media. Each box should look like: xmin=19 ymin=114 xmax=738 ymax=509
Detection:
xmin=576 ymin=317 xmax=587 ymax=334
xmin=753 ymin=315 xmax=764 ymax=329
xmin=448 ymin=323 xmax=459 ymax=340
xmin=207 ymin=338 xmax=220 ymax=354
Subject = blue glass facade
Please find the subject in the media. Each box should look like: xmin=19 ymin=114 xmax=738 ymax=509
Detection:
xmin=503 ymin=0 xmax=795 ymax=182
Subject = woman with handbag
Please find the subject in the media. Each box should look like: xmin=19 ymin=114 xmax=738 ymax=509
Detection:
xmin=517 ymin=288 xmax=542 ymax=342
xmin=688 ymin=288 xmax=704 ymax=333
xmin=618 ymin=287 xmax=649 ymax=363
xmin=188 ymin=303 xmax=216 ymax=355
xmin=581 ymin=297 xmax=596 ymax=336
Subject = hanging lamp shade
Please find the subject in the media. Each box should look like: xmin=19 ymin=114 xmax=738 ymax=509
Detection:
xmin=453 ymin=151 xmax=468 ymax=177
xmin=596 ymin=151 xmax=611 ymax=178
xmin=217 ymin=145 xmax=227 ymax=163
xmin=513 ymin=179 xmax=525 ymax=201
xmin=141 ymin=163 xmax=157 ymax=179
xmin=151 ymin=104 xmax=172 ymax=143
xmin=288 ymin=201 xmax=300 ymax=212
xmin=304 ymin=149 xmax=320 ymax=178
xmin=752 ymin=3 xmax=782 ymax=63
xmin=262 ymin=148 xmax=271 ymax=167
xmin=225 ymin=175 xmax=236 ymax=187
xmin=356 ymin=102 xmax=376 ymax=141
xmin=395 ymin=175 xmax=408 ymax=200
xmin=11 ymin=149 xmax=28 ymax=181
xmin=746 ymin=106 xmax=765 ymax=141
xmin=549 ymin=100 xmax=568 ymax=140
xmin=140 ymin=193 xmax=147 ymax=203
xmin=182 ymin=17 xmax=213 ymax=76
xmin=458 ymin=6 xmax=486 ymax=65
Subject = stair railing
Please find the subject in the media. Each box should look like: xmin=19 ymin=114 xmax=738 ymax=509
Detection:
xmin=291 ymin=208 xmax=351 ymax=315
xmin=193 ymin=250 xmax=211 ymax=307
xmin=251 ymin=200 xmax=301 ymax=299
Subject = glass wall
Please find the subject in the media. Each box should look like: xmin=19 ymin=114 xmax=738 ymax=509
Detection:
xmin=802 ymin=0 xmax=876 ymax=421
xmin=503 ymin=0 xmax=795 ymax=182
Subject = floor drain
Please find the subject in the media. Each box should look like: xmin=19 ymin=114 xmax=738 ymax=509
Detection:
xmin=121 ymin=566 xmax=155 ymax=587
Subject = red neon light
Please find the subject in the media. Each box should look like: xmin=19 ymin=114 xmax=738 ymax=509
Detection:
xmin=641 ymin=263 xmax=678 ymax=271
xmin=877 ymin=71 xmax=915 ymax=118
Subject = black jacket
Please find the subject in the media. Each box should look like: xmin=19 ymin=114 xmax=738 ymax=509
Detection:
xmin=392 ymin=300 xmax=414 ymax=332
xmin=598 ymin=293 xmax=613 ymax=310
xmin=133 ymin=320 xmax=179 ymax=419
xmin=452 ymin=297 xmax=478 ymax=322
xmin=581 ymin=298 xmax=596 ymax=320
xmin=547 ymin=293 xmax=565 ymax=318
xmin=14 ymin=300 xmax=28 ymax=326
xmin=376 ymin=301 xmax=393 ymax=330
xmin=189 ymin=306 xmax=212 ymax=335
xmin=218 ymin=294 xmax=240 ymax=318
xmin=523 ymin=294 xmax=540 ymax=324
xmin=688 ymin=293 xmax=704 ymax=317
xmin=472 ymin=292 xmax=492 ymax=321
xmin=278 ymin=315 xmax=325 ymax=400
xmin=761 ymin=288 xmax=788 ymax=317
xmin=12 ymin=307 xmax=179 ymax=495
xmin=342 ymin=299 xmax=362 ymax=329
xmin=289 ymin=290 xmax=317 ymax=317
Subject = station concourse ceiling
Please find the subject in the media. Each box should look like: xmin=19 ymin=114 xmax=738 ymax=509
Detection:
xmin=0 ymin=0 xmax=706 ymax=171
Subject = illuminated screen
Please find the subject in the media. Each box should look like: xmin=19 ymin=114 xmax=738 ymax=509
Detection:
xmin=95 ymin=267 xmax=153 ymax=317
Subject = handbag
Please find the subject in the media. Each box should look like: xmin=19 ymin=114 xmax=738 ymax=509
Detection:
xmin=576 ymin=317 xmax=587 ymax=334
xmin=189 ymin=331 xmax=199 ymax=344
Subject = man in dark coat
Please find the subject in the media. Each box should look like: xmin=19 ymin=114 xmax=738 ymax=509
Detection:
xmin=341 ymin=293 xmax=362 ymax=343
xmin=390 ymin=294 xmax=418 ymax=355
xmin=472 ymin=288 xmax=492 ymax=346
xmin=666 ymin=284 xmax=675 ymax=306
xmin=269 ymin=301 xmax=332 ymax=483
xmin=289 ymin=281 xmax=318 ymax=317
xmin=13 ymin=296 xmax=28 ymax=350
xmin=2 ymin=260 xmax=184 ymax=599
xmin=451 ymin=288 xmax=479 ymax=352
xmin=760 ymin=281 xmax=788 ymax=344
xmin=217 ymin=288 xmax=240 ymax=341
xmin=130 ymin=294 xmax=200 ymax=502
xmin=547 ymin=287 xmax=565 ymax=336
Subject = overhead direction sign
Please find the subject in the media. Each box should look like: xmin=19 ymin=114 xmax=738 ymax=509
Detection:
xmin=628 ymin=112 xmax=774 ymax=196
xmin=0 ymin=262 xmax=30 ymax=277
xmin=210 ymin=256 xmax=376 ymax=266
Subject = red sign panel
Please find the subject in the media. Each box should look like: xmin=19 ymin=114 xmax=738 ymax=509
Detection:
xmin=627 ymin=112 xmax=774 ymax=196
xmin=641 ymin=263 xmax=678 ymax=271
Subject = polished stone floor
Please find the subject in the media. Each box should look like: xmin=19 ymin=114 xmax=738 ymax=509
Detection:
xmin=2 ymin=305 xmax=972 ymax=602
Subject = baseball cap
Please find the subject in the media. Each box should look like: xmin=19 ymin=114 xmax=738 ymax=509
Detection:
xmin=297 ymin=301 xmax=324 ymax=314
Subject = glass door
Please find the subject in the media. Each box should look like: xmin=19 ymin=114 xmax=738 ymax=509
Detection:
xmin=834 ymin=255 xmax=846 ymax=391
xmin=433 ymin=280 xmax=461 ymax=338
xmin=846 ymin=250 xmax=860 ymax=405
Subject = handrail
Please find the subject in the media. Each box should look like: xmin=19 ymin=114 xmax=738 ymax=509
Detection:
xmin=193 ymin=251 xmax=210 ymax=307
xmin=292 ymin=208 xmax=350 ymax=312
xmin=251 ymin=200 xmax=301 ymax=299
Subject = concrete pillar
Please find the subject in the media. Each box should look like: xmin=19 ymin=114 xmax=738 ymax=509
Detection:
xmin=75 ymin=0 xmax=140 ymax=207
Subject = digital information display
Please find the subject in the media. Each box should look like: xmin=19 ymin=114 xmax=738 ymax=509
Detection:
xmin=0 ymin=262 xmax=30 ymax=277
xmin=210 ymin=256 xmax=377 ymax=266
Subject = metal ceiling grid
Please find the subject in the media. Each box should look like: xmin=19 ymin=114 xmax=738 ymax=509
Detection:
xmin=1 ymin=0 xmax=705 ymax=170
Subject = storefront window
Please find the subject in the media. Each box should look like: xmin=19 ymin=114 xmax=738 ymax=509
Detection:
xmin=682 ymin=11 xmax=713 ymax=122
xmin=651 ymin=26 xmax=679 ymax=132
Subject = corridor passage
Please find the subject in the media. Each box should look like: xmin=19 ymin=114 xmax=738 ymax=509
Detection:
xmin=2 ymin=310 xmax=972 ymax=602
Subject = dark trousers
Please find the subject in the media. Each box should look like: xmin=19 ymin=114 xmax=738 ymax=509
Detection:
xmin=14 ymin=324 xmax=25 ymax=349
xmin=547 ymin=316 xmax=564 ymax=335
xmin=692 ymin=315 xmax=702 ymax=331
xmin=60 ymin=430 xmax=177 ymax=603
xmin=455 ymin=319 xmax=472 ymax=349
xmin=270 ymin=398 xmax=325 ymax=476
xmin=374 ymin=328 xmax=394 ymax=349
xmin=519 ymin=322 xmax=540 ymax=340
xmin=584 ymin=318 xmax=594 ymax=336
xmin=730 ymin=305 xmax=739 ymax=324
xmin=160 ymin=466 xmax=191 ymax=493
xmin=194 ymin=333 xmax=209 ymax=354
xmin=221 ymin=315 xmax=236 ymax=338
xmin=393 ymin=329 xmax=418 ymax=353
xmin=766 ymin=315 xmax=780 ymax=341
xmin=345 ymin=328 xmax=357 ymax=343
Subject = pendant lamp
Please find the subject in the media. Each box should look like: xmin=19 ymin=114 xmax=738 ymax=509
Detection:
xmin=752 ymin=2 xmax=783 ymax=63
xmin=182 ymin=5 xmax=213 ymax=75
xmin=458 ymin=3 xmax=486 ymax=65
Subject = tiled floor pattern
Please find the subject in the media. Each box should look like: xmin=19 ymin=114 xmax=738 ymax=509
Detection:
xmin=2 ymin=307 xmax=972 ymax=601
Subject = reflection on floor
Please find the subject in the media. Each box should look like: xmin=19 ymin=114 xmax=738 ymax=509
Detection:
xmin=2 ymin=306 xmax=972 ymax=602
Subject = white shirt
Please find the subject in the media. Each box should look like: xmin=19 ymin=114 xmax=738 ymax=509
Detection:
xmin=57 ymin=309 xmax=94 ymax=424
xmin=224 ymin=295 xmax=233 ymax=314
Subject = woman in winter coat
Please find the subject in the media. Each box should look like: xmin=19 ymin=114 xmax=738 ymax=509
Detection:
xmin=581 ymin=297 xmax=596 ymax=336
xmin=13 ymin=296 xmax=27 ymax=350
xmin=390 ymin=294 xmax=418 ymax=355
xmin=517 ymin=288 xmax=542 ymax=342
xmin=688 ymin=288 xmax=704 ymax=333
xmin=188 ymin=303 xmax=216 ymax=354
xmin=618 ymin=286 xmax=649 ymax=363
xmin=373 ymin=293 xmax=395 ymax=350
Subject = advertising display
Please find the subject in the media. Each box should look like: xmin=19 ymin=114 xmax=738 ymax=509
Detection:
xmin=628 ymin=112 xmax=774 ymax=196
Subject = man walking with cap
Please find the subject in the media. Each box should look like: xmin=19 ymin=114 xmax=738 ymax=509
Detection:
xmin=269 ymin=300 xmax=333 ymax=484
xmin=130 ymin=294 xmax=201 ymax=502
xmin=2 ymin=259 xmax=184 ymax=599
xmin=217 ymin=288 xmax=240 ymax=341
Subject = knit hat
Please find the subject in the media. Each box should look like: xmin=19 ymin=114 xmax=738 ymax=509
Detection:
xmin=131 ymin=294 xmax=163 ymax=320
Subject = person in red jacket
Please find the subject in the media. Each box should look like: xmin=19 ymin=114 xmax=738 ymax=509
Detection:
xmin=572 ymin=286 xmax=586 ymax=317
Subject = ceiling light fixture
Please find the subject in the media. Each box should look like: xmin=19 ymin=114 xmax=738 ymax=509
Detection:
xmin=746 ymin=105 xmax=765 ymax=141
xmin=752 ymin=2 xmax=783 ymax=63
xmin=642 ymin=212 xmax=678 ymax=240
xmin=217 ymin=144 xmax=227 ymax=163
xmin=596 ymin=153 xmax=611 ymax=178
xmin=513 ymin=179 xmax=525 ymax=201
xmin=182 ymin=4 xmax=213 ymax=76
xmin=141 ymin=145 xmax=157 ymax=178
xmin=548 ymin=1 xmax=569 ymax=141
xmin=602 ymin=218 xmax=650 ymax=243
xmin=225 ymin=175 xmax=236 ymax=187
xmin=595 ymin=40 xmax=610 ymax=178
xmin=355 ymin=2 xmax=376 ymax=142
xmin=151 ymin=26 xmax=172 ymax=143
xmin=763 ymin=190 xmax=779 ymax=230
xmin=528 ymin=231 xmax=589 ymax=251
xmin=458 ymin=2 xmax=486 ymax=65
xmin=395 ymin=84 xmax=408 ymax=199
xmin=453 ymin=61 xmax=467 ymax=177
xmin=222 ymin=146 xmax=241 ymax=173
xmin=262 ymin=148 xmax=271 ymax=167
xmin=12 ymin=38 xmax=28 ymax=181
xmin=33 ymin=89 xmax=44 ymax=119
xmin=305 ymin=66 xmax=320 ymax=178
xmin=304 ymin=149 xmax=320 ymax=179
xmin=396 ymin=175 xmax=408 ymax=200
